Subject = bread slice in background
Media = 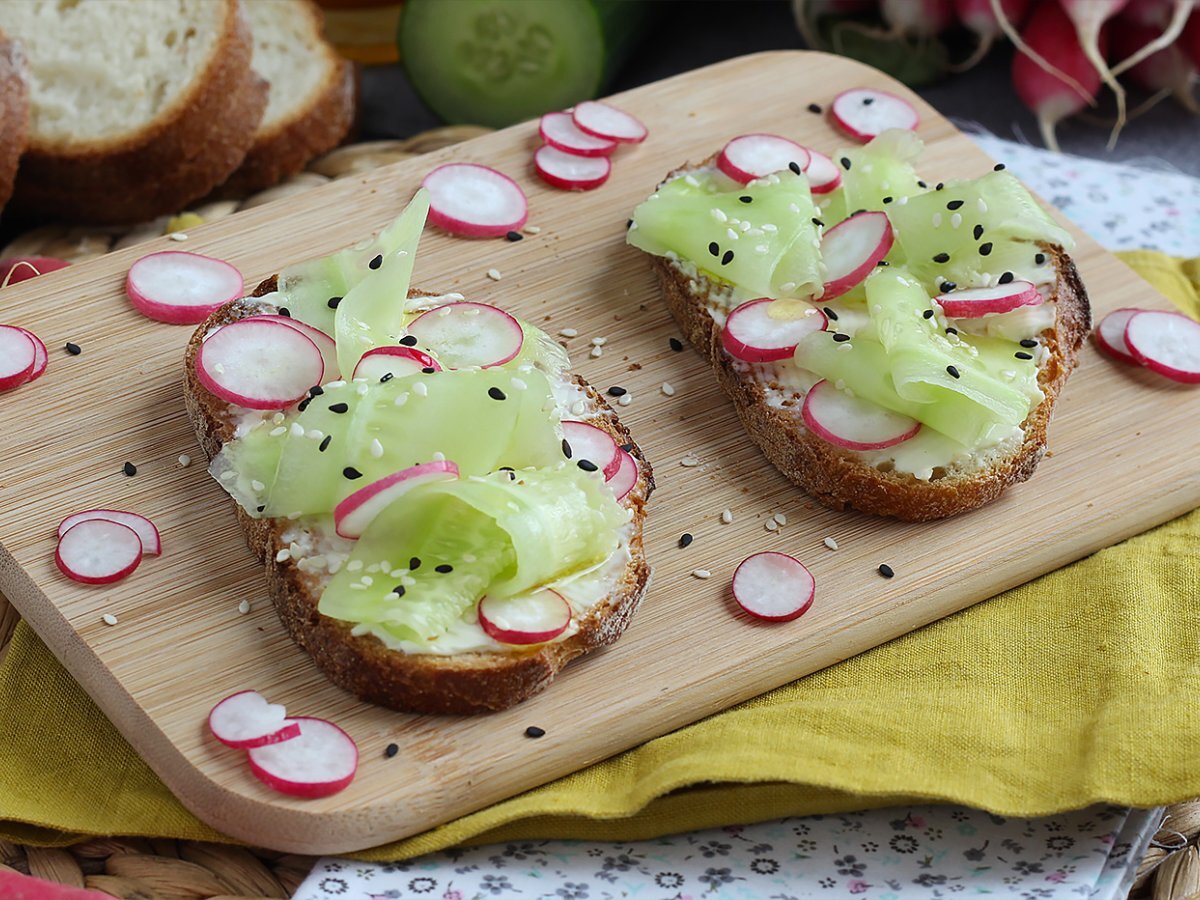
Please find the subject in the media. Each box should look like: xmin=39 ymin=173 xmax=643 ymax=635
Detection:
xmin=0 ymin=34 xmax=29 ymax=214
xmin=217 ymin=0 xmax=356 ymax=196
xmin=0 ymin=0 xmax=267 ymax=225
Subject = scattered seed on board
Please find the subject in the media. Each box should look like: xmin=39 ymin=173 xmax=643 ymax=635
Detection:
xmin=177 ymin=454 xmax=191 ymax=467
xmin=765 ymin=519 xmax=778 ymax=532
xmin=591 ymin=336 xmax=607 ymax=346
xmin=101 ymin=613 xmax=119 ymax=626
xmin=168 ymin=232 xmax=188 ymax=242
xmin=824 ymin=536 xmax=839 ymax=551
xmin=878 ymin=563 xmax=895 ymax=578
xmin=773 ymin=512 xmax=787 ymax=526
xmin=385 ymin=742 xmax=400 ymax=757
xmin=523 ymin=225 xmax=541 ymax=235
xmin=238 ymin=600 xmax=251 ymax=615
xmin=721 ymin=509 xmax=734 ymax=524
xmin=691 ymin=568 xmax=712 ymax=579
xmin=678 ymin=532 xmax=694 ymax=548
xmin=590 ymin=345 xmax=603 ymax=358
xmin=64 ymin=342 xmax=82 ymax=356
xmin=661 ymin=382 xmax=676 ymax=396
xmin=618 ymin=394 xmax=632 ymax=406
xmin=524 ymin=726 xmax=546 ymax=738
xmin=486 ymin=268 xmax=502 ymax=281
xmin=680 ymin=455 xmax=700 ymax=467
xmin=122 ymin=461 xmax=137 ymax=477
xmin=559 ymin=327 xmax=579 ymax=338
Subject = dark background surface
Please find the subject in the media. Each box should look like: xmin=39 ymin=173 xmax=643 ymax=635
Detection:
xmin=361 ymin=0 xmax=1200 ymax=176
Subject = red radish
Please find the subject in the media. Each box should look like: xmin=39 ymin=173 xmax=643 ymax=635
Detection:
xmin=1124 ymin=309 xmax=1200 ymax=383
xmin=1110 ymin=0 xmax=1196 ymax=77
xmin=829 ymin=89 xmax=920 ymax=143
xmin=534 ymin=144 xmax=611 ymax=191
xmin=952 ymin=0 xmax=1033 ymax=69
xmin=422 ymin=163 xmax=528 ymax=238
xmin=571 ymin=100 xmax=648 ymax=144
xmin=478 ymin=589 xmax=572 ymax=645
xmin=197 ymin=319 xmax=324 ymax=409
xmin=1183 ymin=9 xmax=1200 ymax=69
xmin=1062 ymin=0 xmax=1129 ymax=144
xmin=0 ymin=256 xmax=70 ymax=286
xmin=1095 ymin=308 xmax=1143 ymax=364
xmin=803 ymin=148 xmax=843 ymax=194
xmin=406 ymin=302 xmax=524 ymax=369
xmin=252 ymin=315 xmax=339 ymax=382
xmin=802 ymin=379 xmax=922 ymax=450
xmin=352 ymin=345 xmax=440 ymax=382
xmin=58 ymin=510 xmax=161 ymax=556
xmin=936 ymin=280 xmax=1042 ymax=318
xmin=607 ymin=448 xmax=639 ymax=502
xmin=716 ymin=134 xmax=811 ymax=184
xmin=247 ymin=716 xmax=358 ymax=798
xmin=722 ymin=298 xmax=828 ymax=363
xmin=0 ymin=870 xmax=112 ymax=899
xmin=14 ymin=327 xmax=47 ymax=385
xmin=334 ymin=460 xmax=460 ymax=539
xmin=732 ymin=552 xmax=816 ymax=622
xmin=1109 ymin=16 xmax=1199 ymax=111
xmin=538 ymin=110 xmax=617 ymax=157
xmin=819 ymin=211 xmax=895 ymax=299
xmin=0 ymin=325 xmax=36 ymax=391
xmin=56 ymin=519 xmax=143 ymax=585
xmin=208 ymin=690 xmax=301 ymax=749
xmin=561 ymin=420 xmax=621 ymax=479
xmin=126 ymin=251 xmax=244 ymax=325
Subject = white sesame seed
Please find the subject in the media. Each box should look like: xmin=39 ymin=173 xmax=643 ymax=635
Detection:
xmin=765 ymin=519 xmax=778 ymax=532
xmin=721 ymin=509 xmax=733 ymax=524
xmin=432 ymin=451 xmax=446 ymax=461
xmin=739 ymin=220 xmax=751 ymax=232
xmin=463 ymin=306 xmax=481 ymax=316
xmin=220 ymin=470 xmax=236 ymax=481
xmin=590 ymin=345 xmax=603 ymax=358
xmin=360 ymin=575 xmax=373 ymax=586
xmin=824 ymin=536 xmax=839 ymax=551
xmin=413 ymin=382 xmax=428 ymax=397
xmin=177 ymin=454 xmax=191 ymax=467
xmin=781 ymin=282 xmax=797 ymax=292
xmin=773 ymin=512 xmax=788 ymax=525
xmin=394 ymin=393 xmax=409 ymax=406
xmin=168 ymin=232 xmax=188 ymax=242
xmin=691 ymin=568 xmax=712 ymax=579
xmin=559 ymin=327 xmax=579 ymax=338
xmin=523 ymin=225 xmax=541 ymax=234
xmin=486 ymin=268 xmax=502 ymax=281
xmin=932 ymin=213 xmax=942 ymax=228
xmin=326 ymin=380 xmax=346 ymax=389
xmin=511 ymin=377 xmax=527 ymax=391
xmin=569 ymin=399 xmax=587 ymax=416
xmin=897 ymin=196 xmax=909 ymax=205
xmin=726 ymin=227 xmax=739 ymax=241
xmin=370 ymin=438 xmax=384 ymax=458
xmin=101 ymin=613 xmax=118 ymax=626
xmin=306 ymin=429 xmax=323 ymax=440
xmin=978 ymin=198 xmax=988 ymax=213
xmin=348 ymin=582 xmax=367 ymax=590
xmin=275 ymin=548 xmax=291 ymax=562
xmin=238 ymin=600 xmax=251 ymax=615
xmin=755 ymin=245 xmax=769 ymax=254
xmin=618 ymin=394 xmax=632 ymax=406
xmin=950 ymin=213 xmax=962 ymax=229
xmin=661 ymin=382 xmax=676 ymax=396
xmin=762 ymin=223 xmax=777 ymax=232
xmin=356 ymin=382 xmax=369 ymax=396
xmin=711 ymin=208 xmax=728 ymax=223
xmin=684 ymin=175 xmax=700 ymax=187
xmin=269 ymin=426 xmax=286 ymax=437
xmin=214 ymin=362 xmax=225 ymax=375
xmin=272 ymin=412 xmax=286 ymax=424
xmin=591 ymin=336 xmax=607 ymax=346
xmin=789 ymin=203 xmax=801 ymax=213
xmin=347 ymin=559 xmax=363 ymax=572
xmin=680 ymin=455 xmax=700 ymax=467
xmin=837 ymin=343 xmax=853 ymax=352
xmin=251 ymin=479 xmax=266 ymax=492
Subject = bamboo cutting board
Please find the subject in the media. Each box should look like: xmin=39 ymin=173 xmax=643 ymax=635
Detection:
xmin=0 ymin=51 xmax=1196 ymax=855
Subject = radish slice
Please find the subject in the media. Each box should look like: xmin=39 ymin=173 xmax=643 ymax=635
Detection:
xmin=607 ymin=448 xmax=639 ymax=502
xmin=1094 ymin=307 xmax=1142 ymax=365
xmin=539 ymin=110 xmax=617 ymax=157
xmin=352 ymin=346 xmax=440 ymax=382
xmin=723 ymin=298 xmax=827 ymax=363
xmin=0 ymin=256 xmax=70 ymax=286
xmin=208 ymin=690 xmax=301 ymax=749
xmin=14 ymin=327 xmax=47 ymax=385
xmin=820 ymin=211 xmax=894 ymax=299
xmin=478 ymin=589 xmax=571 ymax=645
xmin=56 ymin=519 xmax=143 ymax=585
xmin=571 ymin=100 xmax=648 ymax=144
xmin=0 ymin=325 xmax=35 ymax=390
xmin=1124 ymin=310 xmax=1200 ymax=383
xmin=716 ymin=134 xmax=811 ymax=184
xmin=732 ymin=552 xmax=816 ymax=622
xmin=333 ymin=460 xmax=460 ymax=539
xmin=196 ymin=319 xmax=324 ymax=410
xmin=406 ymin=302 xmax=524 ymax=369
xmin=0 ymin=869 xmax=114 ymax=899
xmin=830 ymin=88 xmax=920 ymax=142
xmin=803 ymin=148 xmax=843 ymax=194
xmin=937 ymin=281 xmax=1042 ymax=318
xmin=247 ymin=716 xmax=358 ymax=798
xmin=802 ymin=379 xmax=921 ymax=450
xmin=251 ymin=315 xmax=339 ymax=382
xmin=534 ymin=144 xmax=611 ymax=191
xmin=126 ymin=251 xmax=244 ymax=325
xmin=58 ymin=510 xmax=161 ymax=556
xmin=561 ymin=420 xmax=620 ymax=479
xmin=422 ymin=163 xmax=528 ymax=238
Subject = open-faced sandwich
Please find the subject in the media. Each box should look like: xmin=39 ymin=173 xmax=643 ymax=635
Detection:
xmin=627 ymin=115 xmax=1089 ymax=521
xmin=184 ymin=191 xmax=653 ymax=714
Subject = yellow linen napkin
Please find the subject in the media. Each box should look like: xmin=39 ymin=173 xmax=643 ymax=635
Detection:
xmin=1 ymin=251 xmax=1196 ymax=859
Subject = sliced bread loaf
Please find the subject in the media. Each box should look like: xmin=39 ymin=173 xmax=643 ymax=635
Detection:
xmin=0 ymin=0 xmax=267 ymax=224
xmin=0 ymin=34 xmax=29 ymax=214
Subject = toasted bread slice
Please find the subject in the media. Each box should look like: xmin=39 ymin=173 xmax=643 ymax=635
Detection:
xmin=184 ymin=278 xmax=654 ymax=714
xmin=0 ymin=34 xmax=28 ymax=214
xmin=219 ymin=0 xmax=356 ymax=195
xmin=0 ymin=0 xmax=267 ymax=225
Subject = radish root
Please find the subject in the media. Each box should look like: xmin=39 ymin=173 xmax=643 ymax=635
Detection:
xmin=988 ymin=0 xmax=1098 ymax=105
xmin=0 ymin=261 xmax=41 ymax=289
xmin=1111 ymin=0 xmax=1196 ymax=76
xmin=948 ymin=32 xmax=996 ymax=71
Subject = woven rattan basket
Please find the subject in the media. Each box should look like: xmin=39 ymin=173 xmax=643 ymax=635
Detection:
xmin=0 ymin=125 xmax=1194 ymax=900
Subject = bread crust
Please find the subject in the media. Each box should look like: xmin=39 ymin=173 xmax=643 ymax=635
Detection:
xmin=184 ymin=278 xmax=654 ymax=714
xmin=652 ymin=245 xmax=1089 ymax=522
xmin=9 ymin=0 xmax=268 ymax=225
xmin=0 ymin=35 xmax=28 ymax=212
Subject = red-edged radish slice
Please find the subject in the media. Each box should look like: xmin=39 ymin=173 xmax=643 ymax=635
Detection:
xmin=14 ymin=327 xmax=47 ymax=385
xmin=0 ymin=256 xmax=70 ymax=286
xmin=722 ymin=298 xmax=827 ymax=363
xmin=478 ymin=589 xmax=571 ymax=645
xmin=1094 ymin=307 xmax=1142 ymax=365
xmin=802 ymin=379 xmax=921 ymax=450
xmin=352 ymin=346 xmax=440 ymax=382
xmin=830 ymin=88 xmax=920 ymax=142
xmin=0 ymin=868 xmax=114 ymax=899
xmin=406 ymin=302 xmax=523 ymax=369
xmin=803 ymin=148 xmax=843 ymax=194
xmin=333 ymin=460 xmax=460 ymax=539
xmin=607 ymin=448 xmax=639 ymax=502
xmin=534 ymin=144 xmax=611 ymax=191
xmin=539 ymin=110 xmax=617 ymax=157
xmin=126 ymin=251 xmax=244 ymax=325
xmin=251 ymin=315 xmax=339 ymax=382
xmin=571 ymin=100 xmax=648 ymax=144
xmin=937 ymin=281 xmax=1042 ymax=318
xmin=58 ymin=509 xmax=161 ymax=556
xmin=0 ymin=325 xmax=36 ymax=390
xmin=208 ymin=690 xmax=301 ymax=749
xmin=56 ymin=519 xmax=143 ymax=585
xmin=561 ymin=420 xmax=620 ymax=479
xmin=246 ymin=716 xmax=358 ymax=798
xmin=422 ymin=163 xmax=528 ymax=238
xmin=820 ymin=211 xmax=894 ymax=299
xmin=196 ymin=318 xmax=324 ymax=409
xmin=732 ymin=551 xmax=815 ymax=622
xmin=1124 ymin=310 xmax=1200 ymax=383
xmin=716 ymin=133 xmax=811 ymax=184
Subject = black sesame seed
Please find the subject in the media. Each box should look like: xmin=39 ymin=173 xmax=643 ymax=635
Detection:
xmin=708 ymin=241 xmax=720 ymax=257
xmin=1015 ymin=351 xmax=1034 ymax=360
xmin=788 ymin=161 xmax=802 ymax=175
xmin=945 ymin=327 xmax=958 ymax=335
xmin=502 ymin=468 xmax=516 ymax=480
xmin=329 ymin=402 xmax=349 ymax=413
xmin=979 ymin=242 xmax=993 ymax=256
xmin=380 ymin=372 xmax=394 ymax=383
xmin=739 ymin=195 xmax=753 ymax=204
xmin=832 ymin=332 xmax=851 ymax=342
xmin=932 ymin=252 xmax=950 ymax=263
xmin=878 ymin=563 xmax=895 ymax=578
xmin=368 ymin=254 xmax=383 ymax=270
xmin=327 ymin=296 xmax=342 ymax=309
xmin=561 ymin=438 xmax=572 ymax=458
xmin=310 ymin=385 xmax=324 ymax=396
xmin=721 ymin=249 xmax=735 ymax=266
xmin=807 ymin=102 xmax=822 ymax=113
xmin=506 ymin=230 xmax=523 ymax=242
xmin=1019 ymin=338 xmax=1038 ymax=348
xmin=882 ymin=196 xmax=893 ymax=204
xmin=393 ymin=585 xmax=406 ymax=598
xmin=1034 ymin=252 xmax=1046 ymax=265
xmin=65 ymin=342 xmax=82 ymax=355
xmin=917 ymin=180 xmax=928 ymax=188
xmin=669 ymin=337 xmax=684 ymax=352
xmin=946 ymin=365 xmax=960 ymax=379
xmin=923 ymin=309 xmax=934 ymax=319
xmin=811 ymin=217 xmax=825 ymax=228
xmin=343 ymin=466 xmax=363 ymax=479
xmin=122 ymin=462 xmax=137 ymax=477
xmin=973 ymin=224 xmax=984 ymax=241
xmin=488 ymin=387 xmax=506 ymax=401
xmin=278 ymin=307 xmax=291 ymax=317
xmin=823 ymin=306 xmax=838 ymax=321
xmin=619 ymin=443 xmax=634 ymax=452
xmin=998 ymin=271 xmax=1014 ymax=284
xmin=399 ymin=334 xmax=418 ymax=346
xmin=524 ymin=726 xmax=546 ymax=738
xmin=435 ymin=563 xmax=453 ymax=574
xmin=626 ymin=218 xmax=633 ymax=229
xmin=993 ymin=163 xmax=1006 ymax=171
xmin=297 ymin=398 xmax=311 ymax=412
xmin=256 ymin=505 xmax=265 ymax=513
xmin=385 ymin=743 xmax=399 ymax=758
xmin=607 ymin=386 xmax=627 ymax=397
xmin=678 ymin=532 xmax=694 ymax=548
xmin=935 ymin=182 xmax=945 ymax=191
xmin=319 ymin=435 xmax=332 ymax=452
xmin=578 ymin=459 xmax=599 ymax=472
xmin=840 ymin=156 xmax=852 ymax=170
xmin=946 ymin=199 xmax=964 ymax=210
xmin=421 ymin=366 xmax=436 ymax=374
xmin=410 ymin=557 xmax=421 ymax=570
xmin=940 ymin=281 xmax=957 ymax=293
xmin=877 ymin=260 xmax=890 ymax=266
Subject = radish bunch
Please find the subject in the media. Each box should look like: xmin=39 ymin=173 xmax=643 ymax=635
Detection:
xmin=1095 ymin=306 xmax=1200 ymax=382
xmin=55 ymin=509 xmax=160 ymax=585
xmin=534 ymin=100 xmax=647 ymax=191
